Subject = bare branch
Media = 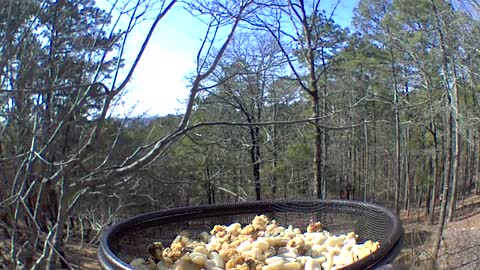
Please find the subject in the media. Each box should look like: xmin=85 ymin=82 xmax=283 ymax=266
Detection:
xmin=113 ymin=0 xmax=177 ymax=95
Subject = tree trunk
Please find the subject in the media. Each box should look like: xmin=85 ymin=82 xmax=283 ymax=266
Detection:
xmin=352 ymin=143 xmax=357 ymax=201
xmin=312 ymin=95 xmax=323 ymax=199
xmin=249 ymin=124 xmax=261 ymax=200
xmin=425 ymin=182 xmax=430 ymax=214
xmin=372 ymin=105 xmax=377 ymax=201
xmin=431 ymin=113 xmax=453 ymax=267
xmin=234 ymin=168 xmax=240 ymax=202
xmin=394 ymin=91 xmax=401 ymax=214
xmin=430 ymin=0 xmax=457 ymax=265
xmin=388 ymin=46 xmax=402 ymax=215
xmin=468 ymin=139 xmax=474 ymax=194
xmin=271 ymin=142 xmax=278 ymax=197
xmin=271 ymin=104 xmax=278 ymax=196
xmin=363 ymin=121 xmax=368 ymax=202
xmin=447 ymin=63 xmax=460 ymax=222
xmin=321 ymin=49 xmax=328 ymax=199
xmin=463 ymin=130 xmax=470 ymax=197
xmin=350 ymin=87 xmax=356 ymax=201
xmin=46 ymin=179 xmax=68 ymax=270
xmin=404 ymin=124 xmax=410 ymax=212
xmin=405 ymin=86 xmax=412 ymax=214
xmin=205 ymin=167 xmax=215 ymax=204
xmin=429 ymin=121 xmax=440 ymax=224
xmin=477 ymin=128 xmax=480 ymax=195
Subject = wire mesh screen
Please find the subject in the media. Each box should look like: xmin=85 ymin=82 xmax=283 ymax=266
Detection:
xmin=98 ymin=200 xmax=403 ymax=270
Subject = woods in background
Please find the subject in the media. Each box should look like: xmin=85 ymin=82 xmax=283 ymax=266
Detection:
xmin=1 ymin=0 xmax=480 ymax=269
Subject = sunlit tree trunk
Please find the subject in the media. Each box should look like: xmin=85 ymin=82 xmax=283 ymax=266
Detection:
xmin=385 ymin=42 xmax=402 ymax=214
xmin=431 ymin=112 xmax=452 ymax=267
xmin=430 ymin=0 xmax=458 ymax=265
xmin=404 ymin=124 xmax=411 ymax=214
xmin=447 ymin=63 xmax=460 ymax=221
xmin=429 ymin=134 xmax=440 ymax=225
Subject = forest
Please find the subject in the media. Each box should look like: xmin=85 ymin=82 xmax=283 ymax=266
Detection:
xmin=1 ymin=0 xmax=480 ymax=269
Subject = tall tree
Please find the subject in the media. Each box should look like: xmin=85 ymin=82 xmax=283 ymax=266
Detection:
xmin=207 ymin=33 xmax=284 ymax=200
xmin=251 ymin=0 xmax=348 ymax=199
xmin=430 ymin=0 xmax=461 ymax=265
xmin=353 ymin=0 xmax=405 ymax=211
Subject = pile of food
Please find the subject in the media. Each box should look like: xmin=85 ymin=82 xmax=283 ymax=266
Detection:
xmin=130 ymin=215 xmax=379 ymax=270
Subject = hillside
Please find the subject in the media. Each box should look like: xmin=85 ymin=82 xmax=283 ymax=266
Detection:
xmin=397 ymin=195 xmax=480 ymax=269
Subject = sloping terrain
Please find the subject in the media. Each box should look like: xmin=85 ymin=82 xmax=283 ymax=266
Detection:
xmin=399 ymin=195 xmax=480 ymax=269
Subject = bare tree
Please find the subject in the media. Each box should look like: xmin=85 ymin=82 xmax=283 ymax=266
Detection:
xmin=430 ymin=0 xmax=460 ymax=267
xmin=206 ymin=32 xmax=285 ymax=200
xmin=247 ymin=0 xmax=348 ymax=199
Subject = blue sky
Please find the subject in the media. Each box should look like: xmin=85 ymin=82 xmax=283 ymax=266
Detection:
xmin=112 ymin=1 xmax=359 ymax=117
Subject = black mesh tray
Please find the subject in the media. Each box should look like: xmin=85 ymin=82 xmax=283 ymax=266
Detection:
xmin=98 ymin=200 xmax=404 ymax=270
